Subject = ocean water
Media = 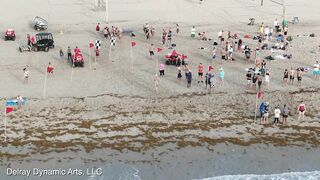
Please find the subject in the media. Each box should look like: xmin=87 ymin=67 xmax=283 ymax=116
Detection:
xmin=86 ymin=164 xmax=320 ymax=180
xmin=195 ymin=171 xmax=320 ymax=180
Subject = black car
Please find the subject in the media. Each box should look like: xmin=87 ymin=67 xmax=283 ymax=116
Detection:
xmin=34 ymin=33 xmax=54 ymax=52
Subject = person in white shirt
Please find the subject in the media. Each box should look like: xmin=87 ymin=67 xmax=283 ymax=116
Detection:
xmin=274 ymin=106 xmax=281 ymax=125
xmin=274 ymin=19 xmax=279 ymax=32
xmin=191 ymin=26 xmax=196 ymax=38
xmin=264 ymin=26 xmax=270 ymax=40
xmin=23 ymin=67 xmax=29 ymax=84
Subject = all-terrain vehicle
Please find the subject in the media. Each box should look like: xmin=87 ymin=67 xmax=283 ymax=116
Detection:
xmin=33 ymin=16 xmax=48 ymax=31
xmin=33 ymin=33 xmax=54 ymax=52
xmin=4 ymin=29 xmax=16 ymax=41
xmin=71 ymin=48 xmax=84 ymax=67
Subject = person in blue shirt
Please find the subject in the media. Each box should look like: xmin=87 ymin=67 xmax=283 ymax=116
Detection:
xmin=259 ymin=101 xmax=266 ymax=119
xmin=219 ymin=67 xmax=225 ymax=85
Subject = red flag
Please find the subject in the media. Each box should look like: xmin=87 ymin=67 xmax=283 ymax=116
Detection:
xmin=257 ymin=90 xmax=263 ymax=99
xmin=89 ymin=42 xmax=94 ymax=48
xmin=208 ymin=66 xmax=213 ymax=71
xmin=157 ymin=48 xmax=163 ymax=53
xmin=6 ymin=107 xmax=14 ymax=114
xmin=131 ymin=42 xmax=137 ymax=47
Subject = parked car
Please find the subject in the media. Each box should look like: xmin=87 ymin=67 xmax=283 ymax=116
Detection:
xmin=33 ymin=33 xmax=54 ymax=52
xmin=33 ymin=16 xmax=48 ymax=31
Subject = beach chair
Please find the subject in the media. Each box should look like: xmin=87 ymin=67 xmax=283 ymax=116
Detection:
xmin=292 ymin=17 xmax=299 ymax=24
xmin=248 ymin=18 xmax=255 ymax=25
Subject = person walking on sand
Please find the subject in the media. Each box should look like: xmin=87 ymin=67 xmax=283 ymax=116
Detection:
xmin=197 ymin=63 xmax=204 ymax=83
xmin=220 ymin=48 xmax=226 ymax=64
xmin=159 ymin=63 xmax=165 ymax=76
xmin=154 ymin=73 xmax=160 ymax=93
xmin=23 ymin=66 xmax=29 ymax=84
xmin=257 ymin=73 xmax=263 ymax=90
xmin=47 ymin=62 xmax=54 ymax=77
xmin=162 ymin=29 xmax=167 ymax=45
xmin=59 ymin=49 xmax=64 ymax=57
xmin=274 ymin=19 xmax=279 ymax=32
xmin=27 ymin=34 xmax=31 ymax=46
xmin=297 ymin=69 xmax=302 ymax=86
xmin=252 ymin=73 xmax=257 ymax=89
xmin=298 ymin=102 xmax=306 ymax=121
xmin=274 ymin=106 xmax=281 ymax=125
xmin=167 ymin=28 xmax=173 ymax=45
xmin=149 ymin=44 xmax=155 ymax=59
xmin=259 ymin=101 xmax=266 ymax=124
xmin=289 ymin=68 xmax=295 ymax=85
xmin=246 ymin=70 xmax=252 ymax=89
xmin=237 ymin=39 xmax=243 ymax=52
xmin=263 ymin=102 xmax=270 ymax=124
xmin=283 ymin=69 xmax=289 ymax=84
xmin=186 ymin=70 xmax=192 ymax=88
xmin=227 ymin=45 xmax=233 ymax=61
xmin=67 ymin=46 xmax=72 ymax=62
xmin=265 ymin=70 xmax=270 ymax=88
xmin=207 ymin=70 xmax=214 ymax=93
xmin=219 ymin=67 xmax=225 ymax=85
xmin=176 ymin=24 xmax=180 ymax=34
xmin=211 ymin=47 xmax=216 ymax=64
xmin=205 ymin=72 xmax=209 ymax=90
xmin=282 ymin=104 xmax=289 ymax=125
xmin=96 ymin=23 xmax=100 ymax=32
xmin=17 ymin=95 xmax=23 ymax=109
xmin=191 ymin=26 xmax=196 ymax=38
xmin=177 ymin=67 xmax=182 ymax=81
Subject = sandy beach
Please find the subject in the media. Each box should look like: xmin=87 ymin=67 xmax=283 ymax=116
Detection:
xmin=0 ymin=0 xmax=320 ymax=179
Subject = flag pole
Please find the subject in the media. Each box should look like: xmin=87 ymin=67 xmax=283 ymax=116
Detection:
xmin=254 ymin=93 xmax=258 ymax=124
xmin=43 ymin=68 xmax=47 ymax=99
xmin=156 ymin=53 xmax=159 ymax=74
xmin=4 ymin=106 xmax=7 ymax=143
xmin=108 ymin=44 xmax=112 ymax=63
xmin=105 ymin=0 xmax=108 ymax=23
xmin=89 ymin=47 xmax=92 ymax=70
xmin=131 ymin=46 xmax=133 ymax=71
xmin=71 ymin=61 xmax=74 ymax=81
xmin=95 ymin=48 xmax=97 ymax=65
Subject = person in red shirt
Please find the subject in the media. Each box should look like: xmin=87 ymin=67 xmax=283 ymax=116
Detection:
xmin=47 ymin=62 xmax=54 ymax=76
xmin=198 ymin=63 xmax=204 ymax=83
xmin=30 ymin=36 xmax=35 ymax=46
xmin=74 ymin=46 xmax=80 ymax=54
xmin=96 ymin=23 xmax=100 ymax=32
xmin=298 ymin=102 xmax=306 ymax=121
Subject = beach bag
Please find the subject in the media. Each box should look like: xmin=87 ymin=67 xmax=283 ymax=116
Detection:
xmin=309 ymin=33 xmax=316 ymax=37
xmin=265 ymin=56 xmax=275 ymax=60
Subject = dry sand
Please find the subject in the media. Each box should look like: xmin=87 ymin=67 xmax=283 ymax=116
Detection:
xmin=0 ymin=0 xmax=320 ymax=179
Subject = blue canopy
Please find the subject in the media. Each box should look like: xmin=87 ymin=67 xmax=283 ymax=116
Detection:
xmin=6 ymin=98 xmax=27 ymax=106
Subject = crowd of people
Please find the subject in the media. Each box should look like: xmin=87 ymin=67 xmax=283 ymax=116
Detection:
xmin=140 ymin=18 xmax=318 ymax=125
xmin=19 ymin=17 xmax=318 ymax=125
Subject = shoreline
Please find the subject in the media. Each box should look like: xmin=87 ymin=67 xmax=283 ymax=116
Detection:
xmin=1 ymin=143 xmax=320 ymax=180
